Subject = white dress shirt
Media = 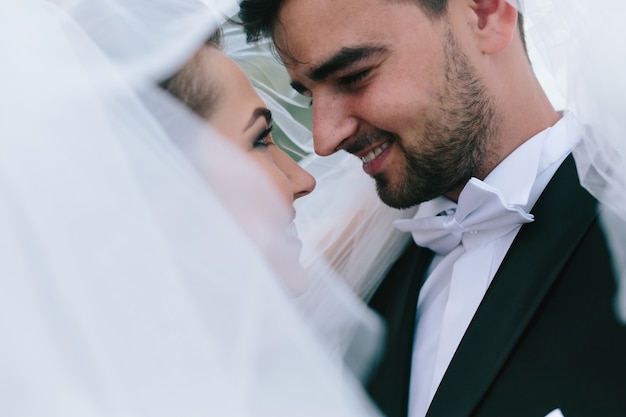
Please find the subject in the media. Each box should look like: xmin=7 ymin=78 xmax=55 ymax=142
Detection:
xmin=402 ymin=112 xmax=583 ymax=417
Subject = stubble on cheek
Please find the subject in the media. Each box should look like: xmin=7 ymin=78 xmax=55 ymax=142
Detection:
xmin=373 ymin=57 xmax=500 ymax=207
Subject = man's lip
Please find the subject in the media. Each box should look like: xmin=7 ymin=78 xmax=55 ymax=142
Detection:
xmin=352 ymin=139 xmax=393 ymax=160
xmin=363 ymin=141 xmax=392 ymax=163
xmin=362 ymin=141 xmax=392 ymax=175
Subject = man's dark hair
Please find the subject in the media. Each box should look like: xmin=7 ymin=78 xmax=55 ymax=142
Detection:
xmin=159 ymin=29 xmax=223 ymax=118
xmin=238 ymin=0 xmax=284 ymax=43
xmin=239 ymin=0 xmax=525 ymax=52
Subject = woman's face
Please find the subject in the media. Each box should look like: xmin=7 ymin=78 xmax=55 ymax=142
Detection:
xmin=203 ymin=47 xmax=316 ymax=206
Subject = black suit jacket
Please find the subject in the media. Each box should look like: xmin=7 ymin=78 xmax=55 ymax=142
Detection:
xmin=367 ymin=156 xmax=626 ymax=417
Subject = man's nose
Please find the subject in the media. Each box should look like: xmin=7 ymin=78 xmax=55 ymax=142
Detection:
xmin=311 ymin=92 xmax=358 ymax=156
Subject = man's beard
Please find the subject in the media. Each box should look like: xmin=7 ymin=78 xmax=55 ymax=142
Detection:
xmin=373 ymin=29 xmax=500 ymax=209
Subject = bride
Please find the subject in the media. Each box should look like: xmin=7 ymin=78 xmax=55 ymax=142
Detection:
xmin=160 ymin=27 xmax=386 ymax=374
xmin=0 ymin=0 xmax=384 ymax=415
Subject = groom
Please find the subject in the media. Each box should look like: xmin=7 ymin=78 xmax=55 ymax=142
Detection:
xmin=238 ymin=0 xmax=626 ymax=416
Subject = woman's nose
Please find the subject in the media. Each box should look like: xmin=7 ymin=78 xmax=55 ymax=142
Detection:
xmin=272 ymin=147 xmax=316 ymax=201
xmin=288 ymin=159 xmax=316 ymax=200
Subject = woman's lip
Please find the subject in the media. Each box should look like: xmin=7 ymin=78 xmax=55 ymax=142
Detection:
xmin=285 ymin=220 xmax=298 ymax=240
xmin=285 ymin=220 xmax=303 ymax=252
xmin=353 ymin=139 xmax=390 ymax=160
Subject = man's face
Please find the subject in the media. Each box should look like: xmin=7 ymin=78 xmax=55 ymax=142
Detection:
xmin=274 ymin=0 xmax=499 ymax=208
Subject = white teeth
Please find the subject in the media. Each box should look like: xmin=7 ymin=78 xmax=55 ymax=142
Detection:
xmin=361 ymin=141 xmax=390 ymax=163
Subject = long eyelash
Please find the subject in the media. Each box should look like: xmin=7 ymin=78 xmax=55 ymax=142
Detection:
xmin=340 ymin=70 xmax=370 ymax=88
xmin=254 ymin=125 xmax=273 ymax=148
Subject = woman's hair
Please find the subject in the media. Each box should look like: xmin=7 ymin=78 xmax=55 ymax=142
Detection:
xmin=159 ymin=29 xmax=223 ymax=119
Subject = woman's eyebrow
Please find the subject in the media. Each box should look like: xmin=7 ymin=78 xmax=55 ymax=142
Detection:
xmin=244 ymin=107 xmax=272 ymax=131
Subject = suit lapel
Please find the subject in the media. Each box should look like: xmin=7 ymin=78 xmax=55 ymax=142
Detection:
xmin=368 ymin=243 xmax=434 ymax=417
xmin=426 ymin=156 xmax=599 ymax=416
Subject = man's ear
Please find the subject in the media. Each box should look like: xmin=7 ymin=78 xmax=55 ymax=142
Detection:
xmin=470 ymin=0 xmax=518 ymax=54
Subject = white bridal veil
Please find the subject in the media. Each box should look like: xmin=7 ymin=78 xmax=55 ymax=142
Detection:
xmin=0 ymin=0 xmax=383 ymax=415
xmin=4 ymin=0 xmax=623 ymax=414
xmin=523 ymin=0 xmax=626 ymax=321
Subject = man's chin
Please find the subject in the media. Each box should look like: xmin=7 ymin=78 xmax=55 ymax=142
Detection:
xmin=374 ymin=178 xmax=420 ymax=210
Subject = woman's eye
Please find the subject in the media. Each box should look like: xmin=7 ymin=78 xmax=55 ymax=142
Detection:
xmin=253 ymin=125 xmax=274 ymax=148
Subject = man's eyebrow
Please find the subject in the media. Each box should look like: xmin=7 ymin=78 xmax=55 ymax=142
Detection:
xmin=307 ymin=45 xmax=388 ymax=82
xmin=244 ymin=107 xmax=272 ymax=131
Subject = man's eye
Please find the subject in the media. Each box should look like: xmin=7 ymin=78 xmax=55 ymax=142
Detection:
xmin=339 ymin=69 xmax=371 ymax=89
xmin=253 ymin=125 xmax=274 ymax=148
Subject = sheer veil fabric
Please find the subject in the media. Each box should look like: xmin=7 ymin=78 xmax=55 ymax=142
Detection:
xmin=524 ymin=0 xmax=626 ymax=321
xmin=0 ymin=0 xmax=383 ymax=415
xmin=9 ymin=2 xmax=621 ymax=415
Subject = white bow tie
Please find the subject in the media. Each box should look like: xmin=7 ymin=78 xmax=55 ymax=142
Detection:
xmin=395 ymin=178 xmax=534 ymax=255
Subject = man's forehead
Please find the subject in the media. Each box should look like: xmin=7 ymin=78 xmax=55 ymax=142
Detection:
xmin=273 ymin=0 xmax=394 ymax=68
